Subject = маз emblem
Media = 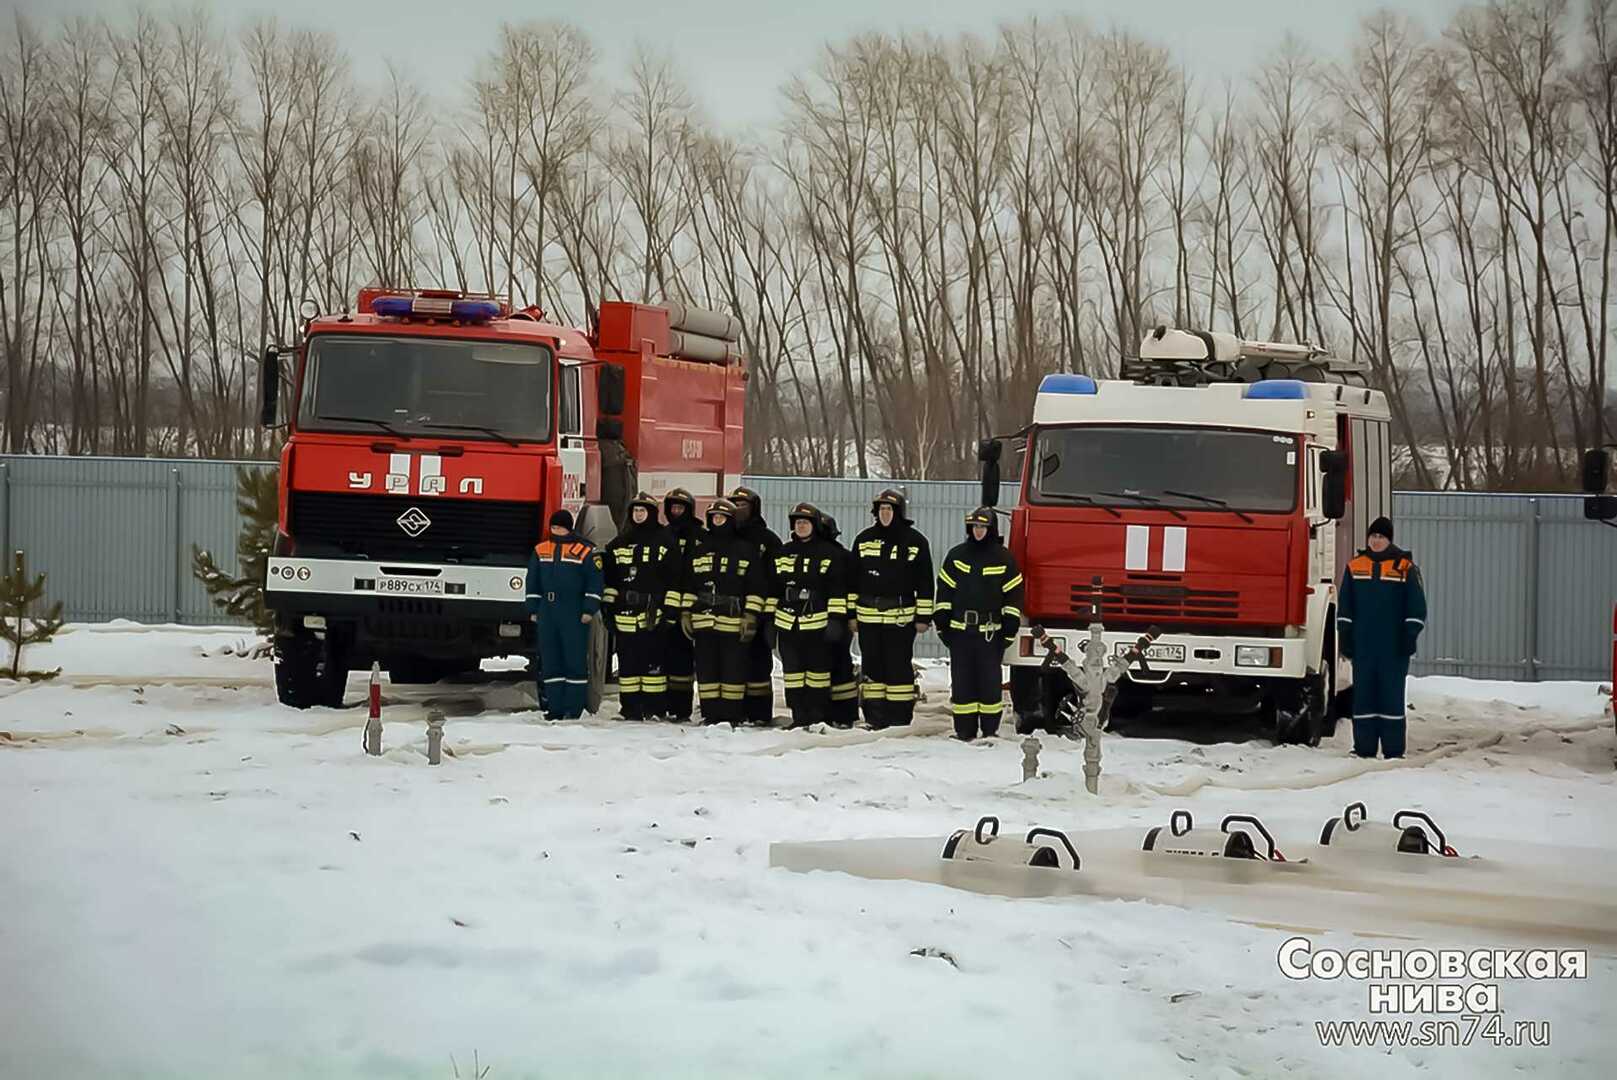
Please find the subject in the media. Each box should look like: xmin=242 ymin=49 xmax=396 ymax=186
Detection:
xmin=396 ymin=506 xmax=432 ymax=537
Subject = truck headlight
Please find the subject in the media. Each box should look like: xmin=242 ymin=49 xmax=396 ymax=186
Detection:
xmin=1235 ymin=645 xmax=1282 ymax=668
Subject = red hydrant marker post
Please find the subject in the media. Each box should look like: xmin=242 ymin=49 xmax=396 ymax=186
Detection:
xmin=364 ymin=661 xmax=383 ymax=756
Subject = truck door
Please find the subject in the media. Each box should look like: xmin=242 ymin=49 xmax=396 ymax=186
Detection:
xmin=559 ymin=361 xmax=586 ymax=517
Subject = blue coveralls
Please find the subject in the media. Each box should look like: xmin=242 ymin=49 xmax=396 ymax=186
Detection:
xmin=524 ymin=533 xmax=605 ymax=719
xmin=1337 ymin=547 xmax=1427 ymax=758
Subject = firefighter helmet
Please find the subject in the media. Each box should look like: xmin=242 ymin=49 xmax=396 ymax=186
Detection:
xmin=629 ymin=491 xmax=659 ymax=517
xmin=872 ymin=487 xmax=908 ymax=520
xmin=965 ymin=506 xmax=995 ymax=530
xmin=729 ymin=485 xmax=762 ymax=517
xmin=706 ymin=497 xmax=739 ymax=526
xmin=663 ymin=487 xmax=695 ymax=518
xmin=788 ymin=501 xmax=822 ymax=526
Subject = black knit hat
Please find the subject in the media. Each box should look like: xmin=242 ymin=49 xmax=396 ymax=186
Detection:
xmin=550 ymin=508 xmax=575 ymax=530
xmin=1368 ymin=516 xmax=1394 ymax=542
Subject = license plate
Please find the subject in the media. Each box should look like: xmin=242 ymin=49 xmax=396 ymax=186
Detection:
xmin=1117 ymin=642 xmax=1185 ymax=663
xmin=375 ymin=577 xmax=446 ymax=595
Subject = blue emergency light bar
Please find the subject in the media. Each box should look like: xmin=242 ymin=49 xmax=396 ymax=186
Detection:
xmin=1244 ymin=379 xmax=1308 ymax=400
xmin=1039 ymin=373 xmax=1099 ymax=395
xmin=370 ymin=295 xmax=502 ymax=322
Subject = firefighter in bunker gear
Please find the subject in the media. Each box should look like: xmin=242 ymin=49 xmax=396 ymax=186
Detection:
xmin=1337 ymin=516 xmax=1427 ymax=759
xmin=729 ymin=485 xmax=783 ymax=724
xmin=935 ymin=507 xmax=1023 ymax=741
xmin=659 ymin=487 xmax=701 ymax=721
xmin=668 ymin=498 xmax=766 ymax=725
xmin=852 ymin=487 xmax=934 ymax=728
xmin=524 ymin=509 xmax=605 ymax=720
xmin=817 ymin=512 xmax=860 ymax=727
xmin=767 ymin=502 xmax=853 ymax=728
xmin=602 ymin=493 xmax=680 ymax=721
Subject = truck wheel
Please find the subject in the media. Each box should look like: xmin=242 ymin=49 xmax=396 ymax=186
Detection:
xmin=1273 ymin=673 xmax=1327 ymax=747
xmin=585 ymin=617 xmax=609 ymax=714
xmin=274 ymin=632 xmax=346 ymax=709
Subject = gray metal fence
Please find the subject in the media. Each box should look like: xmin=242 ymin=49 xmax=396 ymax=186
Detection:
xmin=3 ymin=455 xmax=1613 ymax=679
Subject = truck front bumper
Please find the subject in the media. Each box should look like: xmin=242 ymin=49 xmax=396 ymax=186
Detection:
xmin=265 ymin=556 xmax=529 ymax=607
xmin=1006 ymin=627 xmax=1308 ymax=682
xmin=264 ymin=557 xmax=532 ymax=656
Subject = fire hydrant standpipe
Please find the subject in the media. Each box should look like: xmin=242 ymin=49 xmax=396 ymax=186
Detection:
xmin=426 ymin=710 xmax=445 ymax=765
xmin=1036 ymin=578 xmax=1160 ymax=795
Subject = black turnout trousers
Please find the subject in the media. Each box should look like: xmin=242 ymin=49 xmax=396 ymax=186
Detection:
xmin=947 ymin=630 xmax=1005 ymax=740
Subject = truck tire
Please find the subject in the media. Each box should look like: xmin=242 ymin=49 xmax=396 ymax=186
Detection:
xmin=1273 ymin=671 xmax=1327 ymax=747
xmin=274 ymin=631 xmax=347 ymax=709
xmin=586 ymin=617 xmax=609 ymax=714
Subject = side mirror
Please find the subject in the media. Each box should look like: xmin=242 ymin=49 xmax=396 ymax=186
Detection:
xmin=1320 ymin=450 xmax=1347 ymax=521
xmin=259 ymin=346 xmax=281 ymax=428
xmin=1582 ymin=448 xmax=1610 ymax=494
xmin=978 ymin=438 xmax=1002 ymax=508
xmin=598 ymin=363 xmax=626 ymax=417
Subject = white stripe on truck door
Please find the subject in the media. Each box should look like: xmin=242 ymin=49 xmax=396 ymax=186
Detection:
xmin=1162 ymin=526 xmax=1187 ymax=572
xmin=1124 ymin=525 xmax=1149 ymax=570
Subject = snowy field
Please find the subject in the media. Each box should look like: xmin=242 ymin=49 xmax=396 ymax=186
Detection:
xmin=3 ymin=623 xmax=1615 ymax=1079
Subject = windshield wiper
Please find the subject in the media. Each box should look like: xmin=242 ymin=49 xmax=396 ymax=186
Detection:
xmin=1040 ymin=492 xmax=1122 ymax=518
xmin=1098 ymin=491 xmax=1188 ymax=521
xmin=320 ymin=414 xmax=406 ymax=438
xmin=1161 ymin=489 xmax=1254 ymax=524
xmin=421 ymin=422 xmax=521 ymax=448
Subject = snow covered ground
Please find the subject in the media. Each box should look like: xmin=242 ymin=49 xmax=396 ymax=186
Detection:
xmin=2 ymin=624 xmax=1614 ymax=1079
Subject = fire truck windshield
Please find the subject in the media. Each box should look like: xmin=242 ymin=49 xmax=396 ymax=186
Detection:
xmin=1029 ymin=425 xmax=1298 ymax=514
xmin=297 ymin=334 xmax=553 ymax=443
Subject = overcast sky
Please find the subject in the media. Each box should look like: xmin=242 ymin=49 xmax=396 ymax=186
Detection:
xmin=17 ymin=0 xmax=1474 ymax=132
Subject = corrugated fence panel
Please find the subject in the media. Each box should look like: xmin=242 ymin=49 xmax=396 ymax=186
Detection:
xmin=3 ymin=456 xmax=1612 ymax=679
xmin=1537 ymin=496 xmax=1617 ymax=680
xmin=0 ymin=455 xmax=273 ymax=625
xmin=1393 ymin=493 xmax=1532 ymax=680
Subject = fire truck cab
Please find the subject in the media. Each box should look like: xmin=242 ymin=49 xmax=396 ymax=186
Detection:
xmin=987 ymin=327 xmax=1392 ymax=745
xmin=259 ymin=289 xmax=746 ymax=709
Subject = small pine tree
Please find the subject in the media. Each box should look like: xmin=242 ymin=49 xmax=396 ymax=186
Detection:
xmin=1 ymin=549 xmax=64 ymax=681
xmin=192 ymin=465 xmax=279 ymax=635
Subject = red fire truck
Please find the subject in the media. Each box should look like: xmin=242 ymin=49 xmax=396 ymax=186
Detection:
xmin=981 ymin=328 xmax=1391 ymax=745
xmin=258 ymin=289 xmax=746 ymax=709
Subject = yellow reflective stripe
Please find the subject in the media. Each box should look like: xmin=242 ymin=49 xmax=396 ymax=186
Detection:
xmin=746 ymin=595 xmax=766 ymax=613
xmin=831 ymin=683 xmax=858 ymax=701
xmin=952 ymin=560 xmax=971 ymax=574
xmin=952 ymin=701 xmax=979 ymax=715
xmin=804 ymin=673 xmax=832 ymax=688
xmin=861 ymin=683 xmax=889 ymax=700
xmin=783 ymin=672 xmax=806 ymax=688
xmin=887 ymin=684 xmax=918 ymax=701
xmin=1002 ymin=607 xmax=1021 ymax=619
xmin=719 ymin=684 xmax=746 ymax=700
xmin=937 ymin=569 xmax=957 ymax=588
xmin=981 ymin=565 xmax=1007 ymax=576
xmin=602 ymin=587 xmax=620 ymax=602
xmin=827 ymin=598 xmax=848 ymax=615
xmin=1002 ymin=574 xmax=1023 ymax=591
xmin=915 ymin=598 xmax=934 ymax=616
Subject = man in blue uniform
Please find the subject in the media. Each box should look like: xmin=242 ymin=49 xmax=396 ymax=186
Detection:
xmin=1338 ymin=516 xmax=1427 ymax=759
xmin=525 ymin=509 xmax=605 ymax=721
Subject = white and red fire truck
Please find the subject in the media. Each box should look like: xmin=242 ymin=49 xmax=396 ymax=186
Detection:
xmin=258 ymin=289 xmax=746 ymax=709
xmin=982 ymin=327 xmax=1392 ymax=744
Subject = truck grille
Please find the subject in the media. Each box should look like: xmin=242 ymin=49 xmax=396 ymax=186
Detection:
xmin=290 ymin=492 xmax=540 ymax=563
xmin=1070 ymin=582 xmax=1240 ymax=621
